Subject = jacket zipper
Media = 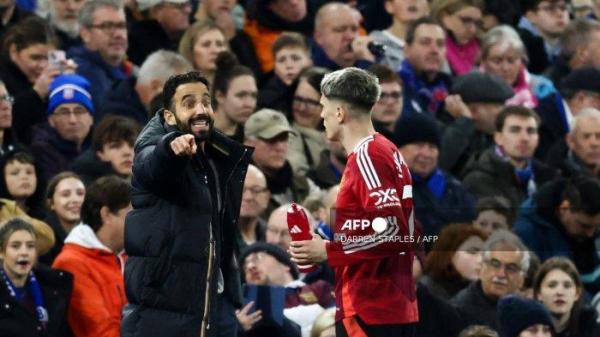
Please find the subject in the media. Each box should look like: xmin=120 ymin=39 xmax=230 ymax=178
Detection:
xmin=199 ymin=147 xmax=249 ymax=337
xmin=200 ymin=221 xmax=215 ymax=337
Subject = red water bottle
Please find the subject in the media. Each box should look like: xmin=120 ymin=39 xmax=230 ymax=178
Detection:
xmin=287 ymin=203 xmax=317 ymax=273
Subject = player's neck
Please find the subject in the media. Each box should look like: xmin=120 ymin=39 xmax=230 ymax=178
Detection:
xmin=341 ymin=120 xmax=375 ymax=154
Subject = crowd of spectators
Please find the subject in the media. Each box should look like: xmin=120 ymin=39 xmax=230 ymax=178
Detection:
xmin=1 ymin=0 xmax=600 ymax=336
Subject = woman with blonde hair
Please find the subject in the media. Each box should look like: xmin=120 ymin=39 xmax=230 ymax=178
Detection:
xmin=179 ymin=21 xmax=228 ymax=85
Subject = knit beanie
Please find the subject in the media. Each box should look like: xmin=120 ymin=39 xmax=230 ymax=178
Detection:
xmin=240 ymin=242 xmax=300 ymax=280
xmin=393 ymin=113 xmax=441 ymax=148
xmin=497 ymin=295 xmax=554 ymax=337
xmin=47 ymin=74 xmax=94 ymax=114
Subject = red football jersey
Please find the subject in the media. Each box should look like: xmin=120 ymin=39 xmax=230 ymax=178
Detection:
xmin=325 ymin=133 xmax=418 ymax=325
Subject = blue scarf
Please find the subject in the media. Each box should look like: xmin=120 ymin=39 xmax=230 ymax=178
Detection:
xmin=412 ymin=169 xmax=446 ymax=200
xmin=495 ymin=146 xmax=537 ymax=196
xmin=399 ymin=59 xmax=448 ymax=115
xmin=0 ymin=267 xmax=48 ymax=328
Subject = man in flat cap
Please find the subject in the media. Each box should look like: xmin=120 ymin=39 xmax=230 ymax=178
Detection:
xmin=244 ymin=108 xmax=319 ymax=215
xmin=440 ymin=71 xmax=514 ymax=176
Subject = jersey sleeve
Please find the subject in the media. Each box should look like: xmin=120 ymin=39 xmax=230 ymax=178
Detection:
xmin=326 ymin=143 xmax=416 ymax=266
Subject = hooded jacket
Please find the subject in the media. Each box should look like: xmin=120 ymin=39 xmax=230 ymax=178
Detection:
xmin=514 ymin=179 xmax=600 ymax=294
xmin=52 ymin=224 xmax=127 ymax=337
xmin=121 ymin=112 xmax=252 ymax=337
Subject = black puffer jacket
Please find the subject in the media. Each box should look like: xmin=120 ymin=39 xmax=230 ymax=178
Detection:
xmin=121 ymin=112 xmax=252 ymax=337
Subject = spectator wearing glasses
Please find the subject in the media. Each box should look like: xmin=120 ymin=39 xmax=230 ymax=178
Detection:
xmin=431 ymin=0 xmax=484 ymax=76
xmin=0 ymin=80 xmax=17 ymax=155
xmin=68 ymin=0 xmax=132 ymax=110
xmin=244 ymin=109 xmax=319 ymax=216
xmin=127 ymin=0 xmax=192 ymax=66
xmin=287 ymin=67 xmax=328 ymax=175
xmin=479 ymin=25 xmax=556 ymax=109
xmin=213 ymin=51 xmax=258 ymax=143
xmin=368 ymin=64 xmax=403 ymax=139
xmin=30 ymin=74 xmax=94 ymax=182
xmin=517 ymin=0 xmax=570 ymax=74
xmin=451 ymin=230 xmax=530 ymax=331
xmin=236 ymin=164 xmax=270 ymax=255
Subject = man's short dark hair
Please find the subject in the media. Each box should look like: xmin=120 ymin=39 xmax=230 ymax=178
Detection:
xmin=320 ymin=67 xmax=381 ymax=113
xmin=495 ymin=106 xmax=541 ymax=132
xmin=367 ymin=64 xmax=402 ymax=85
xmin=562 ymin=176 xmax=600 ymax=216
xmin=92 ymin=115 xmax=141 ymax=152
xmin=81 ymin=175 xmax=131 ymax=232
xmin=162 ymin=71 xmax=210 ymax=111
xmin=406 ymin=17 xmax=439 ymax=46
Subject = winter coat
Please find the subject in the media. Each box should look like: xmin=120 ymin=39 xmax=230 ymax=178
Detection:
xmin=438 ymin=117 xmax=494 ymax=177
xmin=451 ymin=280 xmax=500 ymax=330
xmin=98 ymin=77 xmax=148 ymax=125
xmin=71 ymin=149 xmax=118 ymax=186
xmin=67 ymin=46 xmax=133 ymax=112
xmin=243 ymin=0 xmax=318 ymax=73
xmin=0 ymin=57 xmax=46 ymax=145
xmin=30 ymin=124 xmax=91 ymax=183
xmin=0 ymin=199 xmax=54 ymax=256
xmin=52 ymin=224 xmax=127 ymax=337
xmin=535 ymin=93 xmax=569 ymax=160
xmin=461 ymin=147 xmax=557 ymax=208
xmin=412 ymin=170 xmax=476 ymax=237
xmin=287 ymin=122 xmax=326 ymax=176
xmin=514 ymin=179 xmax=600 ymax=294
xmin=415 ymin=282 xmax=467 ymax=337
xmin=121 ymin=112 xmax=252 ymax=337
xmin=0 ymin=264 xmax=73 ymax=337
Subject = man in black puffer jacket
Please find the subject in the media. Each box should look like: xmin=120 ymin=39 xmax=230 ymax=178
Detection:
xmin=121 ymin=72 xmax=253 ymax=337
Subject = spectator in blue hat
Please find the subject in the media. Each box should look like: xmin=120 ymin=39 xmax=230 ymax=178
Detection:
xmin=30 ymin=74 xmax=94 ymax=182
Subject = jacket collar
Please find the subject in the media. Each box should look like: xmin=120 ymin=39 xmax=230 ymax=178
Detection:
xmin=64 ymin=224 xmax=112 ymax=253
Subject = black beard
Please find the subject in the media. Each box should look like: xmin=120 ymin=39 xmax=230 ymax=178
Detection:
xmin=175 ymin=114 xmax=214 ymax=141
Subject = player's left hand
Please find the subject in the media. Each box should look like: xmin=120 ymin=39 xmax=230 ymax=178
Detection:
xmin=289 ymin=234 xmax=328 ymax=265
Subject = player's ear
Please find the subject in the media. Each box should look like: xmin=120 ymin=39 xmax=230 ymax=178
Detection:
xmin=336 ymin=105 xmax=345 ymax=123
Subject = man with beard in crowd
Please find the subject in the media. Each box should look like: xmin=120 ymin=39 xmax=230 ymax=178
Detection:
xmin=47 ymin=0 xmax=84 ymax=50
xmin=122 ymin=71 xmax=253 ymax=337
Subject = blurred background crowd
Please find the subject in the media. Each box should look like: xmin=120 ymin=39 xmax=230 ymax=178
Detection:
xmin=1 ymin=0 xmax=600 ymax=336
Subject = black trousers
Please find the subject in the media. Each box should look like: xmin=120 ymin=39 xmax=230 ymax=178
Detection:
xmin=336 ymin=316 xmax=416 ymax=337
